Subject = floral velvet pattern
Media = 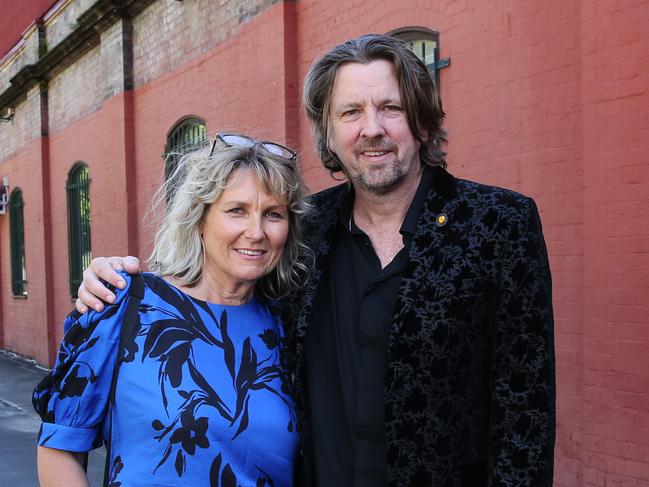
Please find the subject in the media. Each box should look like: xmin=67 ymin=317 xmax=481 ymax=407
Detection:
xmin=284 ymin=166 xmax=555 ymax=486
xmin=34 ymin=273 xmax=298 ymax=486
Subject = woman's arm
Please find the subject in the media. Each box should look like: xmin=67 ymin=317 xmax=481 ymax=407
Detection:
xmin=33 ymin=273 xmax=137 ymax=485
xmin=37 ymin=446 xmax=90 ymax=487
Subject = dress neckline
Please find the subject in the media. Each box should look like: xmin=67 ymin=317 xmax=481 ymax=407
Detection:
xmin=146 ymin=272 xmax=259 ymax=309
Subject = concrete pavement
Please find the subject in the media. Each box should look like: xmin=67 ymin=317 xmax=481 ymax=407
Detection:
xmin=0 ymin=350 xmax=104 ymax=486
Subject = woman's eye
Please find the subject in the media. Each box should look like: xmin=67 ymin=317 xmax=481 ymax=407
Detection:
xmin=227 ymin=208 xmax=244 ymax=215
xmin=265 ymin=210 xmax=286 ymax=219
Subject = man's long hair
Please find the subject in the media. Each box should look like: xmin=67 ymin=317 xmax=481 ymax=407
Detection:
xmin=303 ymin=33 xmax=447 ymax=174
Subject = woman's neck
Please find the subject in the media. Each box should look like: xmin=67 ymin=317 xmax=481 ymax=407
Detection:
xmin=165 ymin=271 xmax=255 ymax=306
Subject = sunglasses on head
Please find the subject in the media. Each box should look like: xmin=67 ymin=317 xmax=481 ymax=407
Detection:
xmin=210 ymin=133 xmax=297 ymax=161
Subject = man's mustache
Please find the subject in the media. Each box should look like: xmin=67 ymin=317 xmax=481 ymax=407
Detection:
xmin=356 ymin=139 xmax=397 ymax=153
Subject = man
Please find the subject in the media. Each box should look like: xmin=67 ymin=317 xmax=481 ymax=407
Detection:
xmin=77 ymin=34 xmax=555 ymax=486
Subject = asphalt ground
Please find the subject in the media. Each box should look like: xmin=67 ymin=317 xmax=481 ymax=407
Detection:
xmin=0 ymin=350 xmax=104 ymax=486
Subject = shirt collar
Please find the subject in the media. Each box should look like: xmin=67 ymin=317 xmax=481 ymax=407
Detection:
xmin=399 ymin=166 xmax=434 ymax=237
xmin=335 ymin=166 xmax=436 ymax=237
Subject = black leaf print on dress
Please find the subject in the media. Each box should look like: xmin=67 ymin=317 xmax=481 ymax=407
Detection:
xmin=168 ymin=411 xmax=210 ymax=455
xmin=122 ymin=336 xmax=139 ymax=363
xmin=231 ymin=396 xmax=250 ymax=440
xmin=107 ymin=455 xmax=124 ymax=487
xmin=59 ymin=364 xmax=96 ymax=399
xmin=255 ymin=466 xmax=275 ymax=486
xmin=209 ymin=453 xmax=222 ymax=486
xmin=174 ymin=449 xmax=185 ymax=477
xmin=139 ymin=279 xmax=296 ymax=480
xmin=220 ymin=311 xmax=236 ymax=383
xmin=221 ymin=463 xmax=236 ymax=487
xmin=166 ymin=341 xmax=191 ymax=388
xmin=258 ymin=329 xmax=278 ymax=350
xmin=186 ymin=360 xmax=232 ymax=421
xmin=142 ymin=309 xmax=221 ymax=412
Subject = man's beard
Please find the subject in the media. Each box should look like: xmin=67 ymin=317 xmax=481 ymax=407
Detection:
xmin=340 ymin=138 xmax=410 ymax=195
xmin=351 ymin=159 xmax=408 ymax=195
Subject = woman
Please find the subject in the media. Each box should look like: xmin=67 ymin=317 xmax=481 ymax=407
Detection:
xmin=33 ymin=133 xmax=309 ymax=486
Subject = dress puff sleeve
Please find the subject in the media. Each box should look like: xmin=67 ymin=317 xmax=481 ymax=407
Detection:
xmin=33 ymin=272 xmax=135 ymax=453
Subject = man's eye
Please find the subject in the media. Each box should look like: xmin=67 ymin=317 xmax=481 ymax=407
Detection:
xmin=342 ymin=109 xmax=359 ymax=117
xmin=384 ymin=105 xmax=402 ymax=112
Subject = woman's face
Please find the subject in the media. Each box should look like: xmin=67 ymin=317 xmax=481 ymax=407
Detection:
xmin=200 ymin=169 xmax=290 ymax=293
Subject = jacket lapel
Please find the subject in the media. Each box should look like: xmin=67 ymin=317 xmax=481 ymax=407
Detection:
xmin=390 ymin=166 xmax=458 ymax=337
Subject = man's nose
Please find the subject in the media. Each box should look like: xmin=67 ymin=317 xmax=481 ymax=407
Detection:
xmin=360 ymin=109 xmax=386 ymax=138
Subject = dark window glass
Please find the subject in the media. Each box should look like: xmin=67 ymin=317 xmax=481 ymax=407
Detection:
xmin=164 ymin=116 xmax=206 ymax=180
xmin=66 ymin=163 xmax=91 ymax=298
xmin=9 ymin=188 xmax=27 ymax=296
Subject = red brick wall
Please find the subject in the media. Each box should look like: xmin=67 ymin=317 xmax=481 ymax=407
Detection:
xmin=47 ymin=95 xmax=134 ymax=349
xmin=580 ymin=0 xmax=649 ymax=485
xmin=0 ymin=138 xmax=50 ymax=363
xmin=1 ymin=0 xmax=648 ymax=483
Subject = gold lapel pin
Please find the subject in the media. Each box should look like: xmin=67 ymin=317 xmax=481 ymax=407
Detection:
xmin=436 ymin=213 xmax=448 ymax=227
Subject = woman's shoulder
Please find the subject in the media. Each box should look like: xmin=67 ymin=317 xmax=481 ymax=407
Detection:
xmin=63 ymin=271 xmax=140 ymax=332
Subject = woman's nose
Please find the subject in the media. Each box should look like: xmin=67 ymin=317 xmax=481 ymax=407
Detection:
xmin=243 ymin=216 xmax=264 ymax=240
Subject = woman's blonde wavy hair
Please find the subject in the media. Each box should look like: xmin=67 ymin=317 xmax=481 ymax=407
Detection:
xmin=147 ymin=138 xmax=311 ymax=300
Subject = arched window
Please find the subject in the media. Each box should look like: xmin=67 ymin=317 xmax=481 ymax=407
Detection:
xmin=390 ymin=27 xmax=450 ymax=87
xmin=9 ymin=188 xmax=27 ymax=296
xmin=66 ymin=163 xmax=91 ymax=298
xmin=163 ymin=116 xmax=206 ymax=180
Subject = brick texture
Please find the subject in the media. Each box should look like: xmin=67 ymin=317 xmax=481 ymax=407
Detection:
xmin=0 ymin=134 xmax=50 ymax=362
xmin=47 ymin=43 xmax=104 ymax=133
xmin=0 ymin=89 xmax=42 ymax=161
xmin=580 ymin=0 xmax=649 ymax=485
xmin=132 ymin=0 xmax=278 ymax=87
xmin=0 ymin=23 xmax=41 ymax=94
xmin=0 ymin=0 xmax=648 ymax=483
xmin=43 ymin=0 xmax=97 ymax=50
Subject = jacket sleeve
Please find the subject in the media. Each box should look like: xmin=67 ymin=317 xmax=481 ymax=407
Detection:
xmin=33 ymin=273 xmax=134 ymax=452
xmin=489 ymin=198 xmax=556 ymax=486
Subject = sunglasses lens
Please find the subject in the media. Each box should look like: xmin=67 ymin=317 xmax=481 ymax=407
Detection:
xmin=216 ymin=133 xmax=295 ymax=160
xmin=220 ymin=134 xmax=255 ymax=148
xmin=264 ymin=143 xmax=294 ymax=160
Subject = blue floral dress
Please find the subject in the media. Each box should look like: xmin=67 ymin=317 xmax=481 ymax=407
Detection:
xmin=34 ymin=272 xmax=298 ymax=486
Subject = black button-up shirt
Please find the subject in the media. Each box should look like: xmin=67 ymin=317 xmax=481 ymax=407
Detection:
xmin=306 ymin=168 xmax=434 ymax=486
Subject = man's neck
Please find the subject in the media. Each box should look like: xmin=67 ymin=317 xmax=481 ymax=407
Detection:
xmin=351 ymin=168 xmax=423 ymax=268
xmin=352 ymin=168 xmax=423 ymax=229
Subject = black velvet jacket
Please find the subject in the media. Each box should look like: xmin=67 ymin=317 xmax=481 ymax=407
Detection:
xmin=285 ymin=166 xmax=555 ymax=486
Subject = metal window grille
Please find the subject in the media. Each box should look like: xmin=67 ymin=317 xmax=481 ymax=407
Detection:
xmin=164 ymin=117 xmax=206 ymax=180
xmin=9 ymin=189 xmax=27 ymax=296
xmin=66 ymin=163 xmax=92 ymax=298
xmin=390 ymin=27 xmax=450 ymax=87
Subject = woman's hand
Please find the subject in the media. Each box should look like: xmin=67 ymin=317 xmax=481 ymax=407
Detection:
xmin=37 ymin=446 xmax=90 ymax=487
xmin=75 ymin=256 xmax=141 ymax=313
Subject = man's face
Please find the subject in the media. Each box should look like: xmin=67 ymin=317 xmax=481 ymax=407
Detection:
xmin=327 ymin=59 xmax=423 ymax=195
